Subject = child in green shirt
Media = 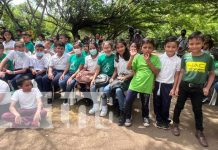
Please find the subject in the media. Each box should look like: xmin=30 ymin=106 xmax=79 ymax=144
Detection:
xmin=124 ymin=38 xmax=161 ymax=127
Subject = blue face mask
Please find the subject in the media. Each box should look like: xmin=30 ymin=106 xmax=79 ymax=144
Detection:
xmin=36 ymin=52 xmax=44 ymax=57
xmin=90 ymin=49 xmax=97 ymax=56
xmin=16 ymin=51 xmax=25 ymax=57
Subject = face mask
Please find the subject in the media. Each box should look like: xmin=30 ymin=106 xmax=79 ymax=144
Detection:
xmin=16 ymin=51 xmax=25 ymax=57
xmin=74 ymin=49 xmax=81 ymax=55
xmin=36 ymin=52 xmax=44 ymax=57
xmin=90 ymin=49 xmax=97 ymax=56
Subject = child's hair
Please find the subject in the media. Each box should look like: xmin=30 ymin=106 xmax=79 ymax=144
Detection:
xmin=129 ymin=42 xmax=140 ymax=51
xmin=188 ymin=31 xmax=204 ymax=42
xmin=211 ymin=47 xmax=218 ymax=60
xmin=35 ymin=43 xmax=44 ymax=49
xmin=2 ymin=30 xmax=15 ymax=41
xmin=102 ymin=41 xmax=113 ymax=49
xmin=60 ymin=34 xmax=71 ymax=41
xmin=164 ymin=36 xmax=179 ymax=46
xmin=14 ymin=41 xmax=25 ymax=48
xmin=115 ymin=39 xmax=130 ymax=62
xmin=204 ymin=35 xmax=214 ymax=50
xmin=16 ymin=75 xmax=32 ymax=87
xmin=38 ymin=33 xmax=45 ymax=40
xmin=22 ymin=32 xmax=31 ymax=37
xmin=54 ymin=41 xmax=65 ymax=48
xmin=141 ymin=38 xmax=155 ymax=48
xmin=89 ymin=41 xmax=99 ymax=50
xmin=74 ymin=41 xmax=83 ymax=48
xmin=0 ymin=43 xmax=4 ymax=49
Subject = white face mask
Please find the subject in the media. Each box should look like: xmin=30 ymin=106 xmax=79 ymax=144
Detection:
xmin=74 ymin=49 xmax=81 ymax=54
xmin=90 ymin=49 xmax=97 ymax=56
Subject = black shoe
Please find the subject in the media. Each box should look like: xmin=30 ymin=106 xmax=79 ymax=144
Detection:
xmin=47 ymin=98 xmax=52 ymax=104
xmin=162 ymin=122 xmax=170 ymax=130
xmin=118 ymin=111 xmax=125 ymax=126
xmin=195 ymin=130 xmax=208 ymax=147
xmin=155 ymin=121 xmax=164 ymax=129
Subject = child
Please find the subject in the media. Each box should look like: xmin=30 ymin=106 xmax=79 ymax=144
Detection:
xmin=0 ymin=43 xmax=13 ymax=71
xmin=125 ymin=38 xmax=161 ymax=127
xmin=30 ymin=44 xmax=48 ymax=92
xmin=76 ymin=42 xmax=99 ymax=92
xmin=2 ymin=30 xmax=15 ymax=54
xmin=59 ymin=34 xmax=73 ymax=53
xmin=22 ymin=32 xmax=34 ymax=54
xmin=172 ymin=31 xmax=215 ymax=147
xmin=102 ymin=39 xmax=133 ymax=125
xmin=0 ymin=42 xmax=30 ymax=90
xmin=42 ymin=42 xmax=69 ymax=93
xmin=89 ymin=41 xmax=115 ymax=116
xmin=44 ymin=38 xmax=55 ymax=56
xmin=153 ymin=36 xmax=181 ymax=129
xmin=82 ymin=43 xmax=89 ymax=57
xmin=59 ymin=43 xmax=85 ymax=104
xmin=1 ymin=76 xmax=47 ymax=128
xmin=0 ymin=79 xmax=11 ymax=118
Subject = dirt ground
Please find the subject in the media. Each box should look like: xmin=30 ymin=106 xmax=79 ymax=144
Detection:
xmin=0 ymin=97 xmax=217 ymax=150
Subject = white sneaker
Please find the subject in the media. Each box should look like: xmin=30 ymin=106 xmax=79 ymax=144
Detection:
xmin=89 ymin=104 xmax=99 ymax=115
xmin=100 ymin=106 xmax=108 ymax=117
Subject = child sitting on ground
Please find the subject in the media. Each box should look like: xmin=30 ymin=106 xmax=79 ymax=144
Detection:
xmin=1 ymin=76 xmax=47 ymax=128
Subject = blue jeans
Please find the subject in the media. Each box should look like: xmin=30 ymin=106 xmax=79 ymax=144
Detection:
xmin=59 ymin=72 xmax=75 ymax=92
xmin=102 ymin=84 xmax=125 ymax=111
xmin=90 ymin=84 xmax=105 ymax=104
xmin=34 ymin=73 xmax=46 ymax=92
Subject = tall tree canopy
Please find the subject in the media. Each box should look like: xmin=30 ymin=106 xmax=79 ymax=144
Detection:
xmin=0 ymin=0 xmax=218 ymax=41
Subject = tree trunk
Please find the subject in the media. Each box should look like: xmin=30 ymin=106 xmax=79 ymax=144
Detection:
xmin=71 ymin=26 xmax=79 ymax=41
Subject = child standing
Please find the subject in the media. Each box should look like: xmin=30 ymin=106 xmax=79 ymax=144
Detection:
xmin=153 ymin=36 xmax=181 ymax=129
xmin=2 ymin=30 xmax=15 ymax=54
xmin=125 ymin=38 xmax=161 ymax=127
xmin=30 ymin=44 xmax=48 ymax=91
xmin=172 ymin=32 xmax=215 ymax=147
xmin=1 ymin=76 xmax=47 ymax=128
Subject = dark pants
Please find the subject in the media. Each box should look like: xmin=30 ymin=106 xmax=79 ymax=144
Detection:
xmin=4 ymin=70 xmax=33 ymax=90
xmin=125 ymin=89 xmax=150 ymax=119
xmin=42 ymin=70 xmax=63 ymax=92
xmin=153 ymin=81 xmax=172 ymax=124
xmin=173 ymin=81 xmax=204 ymax=131
xmin=33 ymin=73 xmax=46 ymax=92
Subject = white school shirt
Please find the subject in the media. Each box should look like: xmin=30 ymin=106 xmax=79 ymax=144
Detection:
xmin=6 ymin=50 xmax=30 ymax=70
xmin=156 ymin=52 xmax=181 ymax=84
xmin=11 ymin=88 xmax=42 ymax=109
xmin=0 ymin=80 xmax=11 ymax=105
xmin=84 ymin=55 xmax=98 ymax=72
xmin=30 ymin=55 xmax=48 ymax=71
xmin=114 ymin=56 xmax=132 ymax=76
xmin=49 ymin=53 xmax=69 ymax=70
xmin=3 ymin=40 xmax=15 ymax=51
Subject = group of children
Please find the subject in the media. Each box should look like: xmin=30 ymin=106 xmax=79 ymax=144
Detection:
xmin=0 ymin=30 xmax=217 ymax=147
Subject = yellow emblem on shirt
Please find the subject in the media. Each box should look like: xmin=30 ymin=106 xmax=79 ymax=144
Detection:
xmin=186 ymin=62 xmax=206 ymax=73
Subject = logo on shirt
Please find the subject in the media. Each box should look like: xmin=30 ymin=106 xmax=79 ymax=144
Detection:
xmin=186 ymin=62 xmax=206 ymax=73
xmin=102 ymin=63 xmax=111 ymax=73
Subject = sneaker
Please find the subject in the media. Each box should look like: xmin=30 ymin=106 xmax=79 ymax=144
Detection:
xmin=195 ymin=130 xmax=208 ymax=147
xmin=162 ymin=123 xmax=170 ymax=130
xmin=118 ymin=111 xmax=125 ymax=126
xmin=155 ymin=121 xmax=164 ymax=129
xmin=172 ymin=123 xmax=180 ymax=136
xmin=89 ymin=104 xmax=99 ymax=115
xmin=124 ymin=118 xmax=132 ymax=127
xmin=100 ymin=106 xmax=108 ymax=117
xmin=143 ymin=117 xmax=150 ymax=127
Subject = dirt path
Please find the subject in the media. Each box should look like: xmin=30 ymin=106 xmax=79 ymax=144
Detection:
xmin=0 ymin=98 xmax=217 ymax=150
